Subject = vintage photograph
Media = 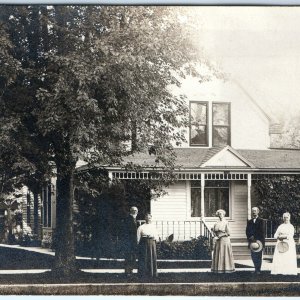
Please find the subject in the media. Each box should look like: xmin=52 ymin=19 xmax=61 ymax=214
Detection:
xmin=0 ymin=4 xmax=300 ymax=296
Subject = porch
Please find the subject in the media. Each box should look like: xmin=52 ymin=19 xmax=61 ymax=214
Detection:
xmin=139 ymin=219 xmax=300 ymax=260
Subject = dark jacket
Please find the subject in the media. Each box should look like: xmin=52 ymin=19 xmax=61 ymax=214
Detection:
xmin=122 ymin=215 xmax=138 ymax=253
xmin=246 ymin=217 xmax=265 ymax=247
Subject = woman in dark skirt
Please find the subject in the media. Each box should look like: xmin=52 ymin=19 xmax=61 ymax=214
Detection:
xmin=137 ymin=213 xmax=159 ymax=278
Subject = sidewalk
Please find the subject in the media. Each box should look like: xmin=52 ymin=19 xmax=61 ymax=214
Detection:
xmin=0 ymin=243 xmax=299 ymax=274
xmin=0 ymin=244 xmax=299 ymax=295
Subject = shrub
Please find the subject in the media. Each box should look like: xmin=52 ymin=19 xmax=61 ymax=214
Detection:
xmin=157 ymin=236 xmax=211 ymax=260
xmin=19 ymin=233 xmax=41 ymax=247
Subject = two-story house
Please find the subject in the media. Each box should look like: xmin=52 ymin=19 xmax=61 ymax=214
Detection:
xmin=101 ymin=78 xmax=300 ymax=258
xmin=19 ymin=77 xmax=300 ymax=259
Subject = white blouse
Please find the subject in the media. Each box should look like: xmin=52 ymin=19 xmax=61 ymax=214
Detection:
xmin=137 ymin=223 xmax=159 ymax=243
xmin=274 ymin=223 xmax=295 ymax=240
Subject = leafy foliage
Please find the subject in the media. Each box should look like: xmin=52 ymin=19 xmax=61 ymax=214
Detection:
xmin=157 ymin=236 xmax=211 ymax=260
xmin=254 ymin=175 xmax=300 ymax=226
xmin=74 ymin=179 xmax=152 ymax=258
xmin=0 ymin=5 xmax=215 ymax=273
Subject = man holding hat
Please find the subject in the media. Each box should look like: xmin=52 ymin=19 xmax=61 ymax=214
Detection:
xmin=246 ymin=207 xmax=265 ymax=274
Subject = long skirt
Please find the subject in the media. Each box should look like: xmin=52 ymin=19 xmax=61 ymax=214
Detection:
xmin=271 ymin=239 xmax=298 ymax=275
xmin=211 ymin=236 xmax=235 ymax=273
xmin=138 ymin=237 xmax=158 ymax=278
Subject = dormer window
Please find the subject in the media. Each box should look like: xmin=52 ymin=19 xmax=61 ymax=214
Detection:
xmin=212 ymin=102 xmax=231 ymax=146
xmin=190 ymin=101 xmax=208 ymax=146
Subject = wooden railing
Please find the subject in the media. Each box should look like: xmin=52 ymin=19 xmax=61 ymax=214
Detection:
xmin=264 ymin=219 xmax=300 ymax=239
xmin=201 ymin=219 xmax=214 ymax=250
xmin=263 ymin=219 xmax=300 ymax=256
xmin=137 ymin=219 xmax=214 ymax=243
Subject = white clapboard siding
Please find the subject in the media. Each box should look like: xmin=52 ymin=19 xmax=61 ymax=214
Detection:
xmin=151 ymin=182 xmax=187 ymax=221
xmin=230 ymin=181 xmax=248 ymax=238
xmin=151 ymin=180 xmax=250 ymax=240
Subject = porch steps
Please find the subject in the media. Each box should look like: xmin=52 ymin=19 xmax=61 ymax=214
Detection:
xmin=232 ymin=245 xmax=251 ymax=260
xmin=231 ymin=238 xmax=251 ymax=260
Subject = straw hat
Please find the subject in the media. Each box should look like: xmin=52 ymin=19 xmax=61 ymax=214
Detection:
xmin=250 ymin=240 xmax=263 ymax=252
xmin=277 ymin=241 xmax=289 ymax=253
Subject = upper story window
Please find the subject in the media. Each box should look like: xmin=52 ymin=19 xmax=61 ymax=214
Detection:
xmin=212 ymin=102 xmax=231 ymax=146
xmin=190 ymin=101 xmax=208 ymax=146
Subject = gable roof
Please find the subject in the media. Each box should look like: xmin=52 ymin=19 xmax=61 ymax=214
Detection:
xmin=201 ymin=146 xmax=255 ymax=168
xmin=233 ymin=80 xmax=274 ymax=123
xmin=113 ymin=147 xmax=300 ymax=171
xmin=238 ymin=149 xmax=300 ymax=169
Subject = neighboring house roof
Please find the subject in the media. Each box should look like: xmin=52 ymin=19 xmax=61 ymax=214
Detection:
xmin=109 ymin=146 xmax=300 ymax=171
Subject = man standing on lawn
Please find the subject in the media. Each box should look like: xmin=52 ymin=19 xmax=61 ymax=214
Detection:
xmin=246 ymin=207 xmax=265 ymax=274
xmin=122 ymin=206 xmax=139 ymax=277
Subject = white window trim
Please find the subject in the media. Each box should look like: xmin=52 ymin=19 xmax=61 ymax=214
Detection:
xmin=188 ymin=180 xmax=232 ymax=220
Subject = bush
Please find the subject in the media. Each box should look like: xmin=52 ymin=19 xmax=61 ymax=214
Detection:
xmin=157 ymin=236 xmax=211 ymax=260
xmin=19 ymin=233 xmax=41 ymax=247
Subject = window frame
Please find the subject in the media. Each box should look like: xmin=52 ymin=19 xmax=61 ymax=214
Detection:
xmin=212 ymin=102 xmax=231 ymax=147
xmin=190 ymin=180 xmax=231 ymax=219
xmin=189 ymin=101 xmax=209 ymax=147
xmin=42 ymin=184 xmax=52 ymax=228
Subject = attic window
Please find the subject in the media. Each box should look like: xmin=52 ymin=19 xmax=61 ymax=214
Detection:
xmin=212 ymin=102 xmax=231 ymax=146
xmin=190 ymin=101 xmax=208 ymax=146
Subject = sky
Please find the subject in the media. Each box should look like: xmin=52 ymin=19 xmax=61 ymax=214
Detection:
xmin=187 ymin=6 xmax=300 ymax=121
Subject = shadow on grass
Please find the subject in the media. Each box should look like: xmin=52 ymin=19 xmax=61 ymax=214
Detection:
xmin=0 ymin=271 xmax=298 ymax=285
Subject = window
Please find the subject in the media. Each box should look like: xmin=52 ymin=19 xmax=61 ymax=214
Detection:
xmin=190 ymin=102 xmax=208 ymax=146
xmin=27 ymin=192 xmax=31 ymax=226
xmin=42 ymin=184 xmax=52 ymax=227
xmin=191 ymin=180 xmax=230 ymax=217
xmin=212 ymin=103 xmax=231 ymax=146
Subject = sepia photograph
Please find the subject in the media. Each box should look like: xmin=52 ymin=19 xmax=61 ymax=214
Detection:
xmin=0 ymin=3 xmax=300 ymax=296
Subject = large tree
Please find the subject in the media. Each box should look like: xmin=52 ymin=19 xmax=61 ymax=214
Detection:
xmin=0 ymin=6 xmax=214 ymax=275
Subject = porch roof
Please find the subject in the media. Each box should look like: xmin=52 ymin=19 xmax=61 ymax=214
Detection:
xmin=118 ymin=147 xmax=300 ymax=171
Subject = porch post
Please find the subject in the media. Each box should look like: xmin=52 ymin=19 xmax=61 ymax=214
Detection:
xmin=247 ymin=173 xmax=252 ymax=220
xmin=108 ymin=171 xmax=113 ymax=185
xmin=201 ymin=173 xmax=205 ymax=218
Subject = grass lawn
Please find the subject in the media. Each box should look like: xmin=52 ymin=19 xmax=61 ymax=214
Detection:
xmin=0 ymin=245 xmax=299 ymax=288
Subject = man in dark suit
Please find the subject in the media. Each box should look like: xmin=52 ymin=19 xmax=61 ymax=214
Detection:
xmin=123 ymin=206 xmax=138 ymax=276
xmin=246 ymin=207 xmax=265 ymax=274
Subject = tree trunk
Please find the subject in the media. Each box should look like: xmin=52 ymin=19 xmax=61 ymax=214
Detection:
xmin=53 ymin=159 xmax=77 ymax=276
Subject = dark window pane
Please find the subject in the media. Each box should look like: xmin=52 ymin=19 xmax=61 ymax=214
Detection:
xmin=190 ymin=102 xmax=208 ymax=146
xmin=213 ymin=126 xmax=229 ymax=146
xmin=205 ymin=180 xmax=229 ymax=188
xmin=191 ymin=188 xmax=201 ymax=217
xmin=191 ymin=125 xmax=207 ymax=145
xmin=191 ymin=181 xmax=201 ymax=188
xmin=47 ymin=185 xmax=52 ymax=227
xmin=204 ymin=188 xmax=229 ymax=217
xmin=43 ymin=188 xmax=47 ymax=227
xmin=191 ymin=103 xmax=207 ymax=124
xmin=27 ymin=192 xmax=31 ymax=226
xmin=213 ymin=103 xmax=229 ymax=125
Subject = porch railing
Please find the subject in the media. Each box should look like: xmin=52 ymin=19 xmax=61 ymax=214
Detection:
xmin=264 ymin=219 xmax=300 ymax=240
xmin=137 ymin=219 xmax=213 ymax=243
xmin=263 ymin=219 xmax=300 ymax=256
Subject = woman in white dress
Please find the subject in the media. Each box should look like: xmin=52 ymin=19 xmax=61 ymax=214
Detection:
xmin=271 ymin=212 xmax=298 ymax=275
xmin=137 ymin=213 xmax=159 ymax=278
